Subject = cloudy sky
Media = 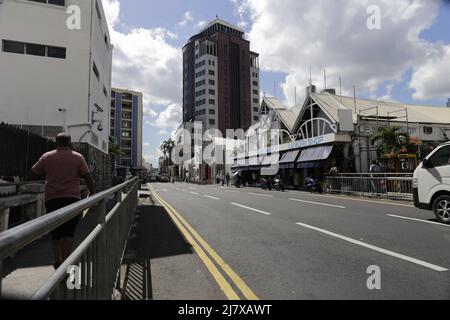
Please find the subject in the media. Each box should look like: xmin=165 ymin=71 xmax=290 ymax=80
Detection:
xmin=101 ymin=0 xmax=450 ymax=168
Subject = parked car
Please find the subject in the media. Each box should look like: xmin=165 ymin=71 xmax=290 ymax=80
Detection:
xmin=413 ymin=142 xmax=450 ymax=223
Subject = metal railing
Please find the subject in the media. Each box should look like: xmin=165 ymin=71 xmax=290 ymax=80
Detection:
xmin=0 ymin=177 xmax=139 ymax=300
xmin=324 ymin=173 xmax=413 ymax=201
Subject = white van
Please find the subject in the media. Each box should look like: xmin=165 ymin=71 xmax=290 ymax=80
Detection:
xmin=413 ymin=142 xmax=450 ymax=223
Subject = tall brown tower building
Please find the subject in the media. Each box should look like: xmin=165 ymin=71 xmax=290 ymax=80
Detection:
xmin=183 ymin=19 xmax=260 ymax=133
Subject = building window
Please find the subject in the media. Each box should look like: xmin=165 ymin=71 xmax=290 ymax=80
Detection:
xmin=209 ymin=99 xmax=215 ymax=105
xmin=209 ymin=79 xmax=215 ymax=86
xmin=26 ymin=43 xmax=46 ymax=56
xmin=3 ymin=40 xmax=25 ymax=54
xmin=28 ymin=0 xmax=66 ymax=6
xmin=122 ymin=111 xmax=132 ymax=119
xmin=209 ymin=70 xmax=215 ymax=76
xmin=253 ymin=98 xmax=259 ymax=104
xmin=122 ymin=131 xmax=131 ymax=138
xmin=209 ymin=119 xmax=216 ymax=125
xmin=2 ymin=40 xmax=66 ymax=59
xmin=209 ymin=109 xmax=215 ymax=115
xmin=423 ymin=127 xmax=433 ymax=135
xmin=47 ymin=46 xmax=66 ymax=59
xmin=122 ymin=121 xmax=132 ymax=128
xmin=93 ymin=62 xmax=100 ymax=81
xmin=253 ymin=107 xmax=259 ymax=112
xmin=209 ymin=89 xmax=215 ymax=95
xmin=122 ymin=102 xmax=132 ymax=110
xmin=253 ymin=116 xmax=259 ymax=121
xmin=253 ymin=81 xmax=258 ymax=86
xmin=253 ymin=90 xmax=258 ymax=95
xmin=122 ymin=92 xmax=133 ymax=100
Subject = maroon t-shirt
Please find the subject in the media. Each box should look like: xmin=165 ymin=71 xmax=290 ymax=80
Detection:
xmin=32 ymin=149 xmax=90 ymax=201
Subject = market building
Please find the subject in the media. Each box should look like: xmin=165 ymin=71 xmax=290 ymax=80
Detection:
xmin=232 ymin=86 xmax=450 ymax=189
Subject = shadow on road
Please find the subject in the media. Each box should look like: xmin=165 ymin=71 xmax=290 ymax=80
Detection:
xmin=120 ymin=195 xmax=193 ymax=300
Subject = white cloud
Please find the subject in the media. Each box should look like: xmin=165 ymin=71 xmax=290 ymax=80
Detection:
xmin=410 ymin=44 xmax=450 ymax=100
xmin=102 ymin=0 xmax=182 ymax=131
xmin=236 ymin=0 xmax=443 ymax=105
xmin=178 ymin=11 xmax=194 ymax=26
xmin=153 ymin=103 xmax=182 ymax=135
xmin=197 ymin=20 xmax=207 ymax=29
xmin=102 ymin=0 xmax=120 ymax=28
xmin=144 ymin=142 xmax=150 ymax=147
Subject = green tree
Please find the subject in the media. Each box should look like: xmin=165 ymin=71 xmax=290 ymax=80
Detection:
xmin=370 ymin=127 xmax=410 ymax=156
xmin=109 ymin=136 xmax=123 ymax=175
xmin=109 ymin=136 xmax=123 ymax=157
xmin=160 ymin=139 xmax=175 ymax=173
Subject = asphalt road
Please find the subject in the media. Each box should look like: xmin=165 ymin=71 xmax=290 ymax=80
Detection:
xmin=150 ymin=182 xmax=450 ymax=300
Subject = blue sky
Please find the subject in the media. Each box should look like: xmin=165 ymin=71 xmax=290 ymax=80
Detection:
xmin=103 ymin=0 xmax=450 ymax=168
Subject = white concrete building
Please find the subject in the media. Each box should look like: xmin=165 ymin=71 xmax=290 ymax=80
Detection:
xmin=0 ymin=0 xmax=113 ymax=153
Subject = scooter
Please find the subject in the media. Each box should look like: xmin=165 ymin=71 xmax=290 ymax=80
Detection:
xmin=274 ymin=178 xmax=285 ymax=192
xmin=305 ymin=178 xmax=323 ymax=194
xmin=260 ymin=178 xmax=272 ymax=190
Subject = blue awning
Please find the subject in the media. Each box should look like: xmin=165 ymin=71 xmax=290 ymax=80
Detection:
xmin=279 ymin=150 xmax=300 ymax=164
xmin=297 ymin=146 xmax=333 ymax=163
xmin=260 ymin=154 xmax=280 ymax=166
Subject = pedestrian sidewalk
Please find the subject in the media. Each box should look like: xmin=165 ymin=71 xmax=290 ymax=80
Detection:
xmin=119 ymin=189 xmax=224 ymax=300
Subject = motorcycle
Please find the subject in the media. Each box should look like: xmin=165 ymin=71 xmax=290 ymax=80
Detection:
xmin=305 ymin=178 xmax=323 ymax=194
xmin=274 ymin=178 xmax=285 ymax=192
xmin=260 ymin=178 xmax=272 ymax=190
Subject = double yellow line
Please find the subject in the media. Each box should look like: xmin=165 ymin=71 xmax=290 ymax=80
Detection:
xmin=149 ymin=184 xmax=259 ymax=300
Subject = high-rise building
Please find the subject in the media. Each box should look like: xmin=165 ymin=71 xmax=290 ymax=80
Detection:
xmin=0 ymin=0 xmax=113 ymax=153
xmin=110 ymin=88 xmax=143 ymax=169
xmin=182 ymin=18 xmax=260 ymax=133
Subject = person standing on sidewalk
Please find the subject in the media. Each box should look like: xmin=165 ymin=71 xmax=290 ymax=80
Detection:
xmin=369 ymin=160 xmax=381 ymax=194
xmin=32 ymin=133 xmax=95 ymax=269
xmin=226 ymin=173 xmax=230 ymax=187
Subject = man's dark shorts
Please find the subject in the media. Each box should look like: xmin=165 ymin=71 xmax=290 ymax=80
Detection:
xmin=45 ymin=198 xmax=81 ymax=240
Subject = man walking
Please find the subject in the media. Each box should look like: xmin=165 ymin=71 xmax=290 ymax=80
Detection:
xmin=32 ymin=133 xmax=95 ymax=269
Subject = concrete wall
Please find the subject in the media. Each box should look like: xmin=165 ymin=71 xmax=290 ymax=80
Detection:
xmin=0 ymin=0 xmax=112 ymax=153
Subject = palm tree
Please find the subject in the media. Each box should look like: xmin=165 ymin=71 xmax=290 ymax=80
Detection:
xmin=370 ymin=127 xmax=409 ymax=156
xmin=160 ymin=139 xmax=175 ymax=174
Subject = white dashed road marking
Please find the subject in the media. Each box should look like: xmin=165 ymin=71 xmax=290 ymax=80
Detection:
xmin=231 ymin=203 xmax=272 ymax=216
xmin=295 ymin=222 xmax=448 ymax=272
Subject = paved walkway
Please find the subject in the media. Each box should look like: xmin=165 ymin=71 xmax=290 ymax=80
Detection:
xmin=119 ymin=190 xmax=224 ymax=300
xmin=1 ymin=187 xmax=224 ymax=300
xmin=1 ymin=204 xmax=103 ymax=300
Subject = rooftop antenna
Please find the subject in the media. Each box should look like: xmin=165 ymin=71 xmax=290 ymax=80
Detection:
xmin=324 ymin=69 xmax=327 ymax=91
xmin=309 ymin=66 xmax=312 ymax=87
xmin=339 ymin=77 xmax=342 ymax=102
xmin=353 ymin=85 xmax=357 ymax=113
